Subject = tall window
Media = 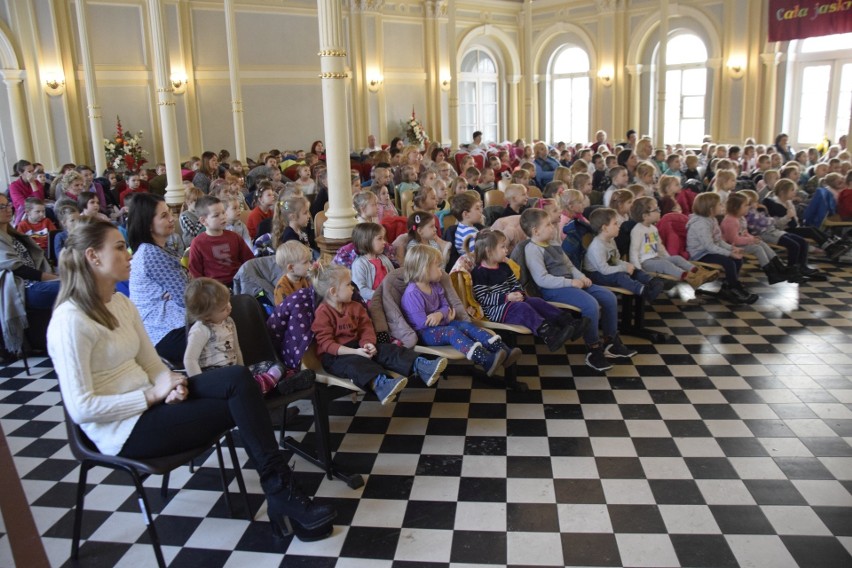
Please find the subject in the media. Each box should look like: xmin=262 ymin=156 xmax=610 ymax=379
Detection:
xmin=459 ymin=50 xmax=499 ymax=144
xmin=650 ymin=33 xmax=708 ymax=145
xmin=786 ymin=32 xmax=852 ymax=145
xmin=549 ymin=46 xmax=590 ymax=144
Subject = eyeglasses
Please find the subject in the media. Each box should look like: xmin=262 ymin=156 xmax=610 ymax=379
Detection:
xmin=0 ymin=204 xmax=11 ymax=211
xmin=649 ymin=208 xmax=661 ymax=213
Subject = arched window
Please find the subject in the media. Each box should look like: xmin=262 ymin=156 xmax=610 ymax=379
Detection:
xmin=548 ymin=46 xmax=590 ymax=144
xmin=650 ymin=33 xmax=708 ymax=145
xmin=785 ymin=32 xmax=852 ymax=146
xmin=459 ymin=50 xmax=499 ymax=144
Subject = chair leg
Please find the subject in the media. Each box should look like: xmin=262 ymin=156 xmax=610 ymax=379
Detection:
xmin=213 ymin=440 xmax=235 ymax=517
xmin=160 ymin=472 xmax=170 ymax=500
xmin=71 ymin=462 xmax=90 ymax=561
xmin=224 ymin=431 xmax=252 ymax=520
xmin=127 ymin=467 xmax=166 ymax=568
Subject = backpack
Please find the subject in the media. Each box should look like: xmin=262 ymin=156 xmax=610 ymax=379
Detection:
xmin=561 ymin=218 xmax=594 ymax=268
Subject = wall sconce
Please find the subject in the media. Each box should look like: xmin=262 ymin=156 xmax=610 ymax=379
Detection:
xmin=597 ymin=68 xmax=613 ymax=87
xmin=440 ymin=75 xmax=451 ymax=91
xmin=43 ymin=72 xmax=65 ymax=96
xmin=170 ymin=71 xmax=188 ymax=94
xmin=367 ymin=74 xmax=383 ymax=92
xmin=727 ymin=57 xmax=746 ymax=79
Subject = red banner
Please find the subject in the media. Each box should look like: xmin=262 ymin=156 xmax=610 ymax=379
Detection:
xmin=768 ymin=0 xmax=852 ymax=42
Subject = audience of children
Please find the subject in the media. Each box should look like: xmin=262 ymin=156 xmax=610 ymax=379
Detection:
xmin=188 ymin=195 xmax=254 ymax=287
xmin=310 ymin=262 xmax=448 ymax=405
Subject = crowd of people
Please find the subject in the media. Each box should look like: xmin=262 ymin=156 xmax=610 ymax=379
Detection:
xmin=2 ymin=129 xmax=851 ymax=544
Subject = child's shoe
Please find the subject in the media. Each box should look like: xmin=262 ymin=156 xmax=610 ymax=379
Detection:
xmin=641 ymin=278 xmax=666 ymax=301
xmin=555 ymin=312 xmax=590 ymax=341
xmin=733 ymin=282 xmax=760 ymax=304
xmin=276 ymin=369 xmax=316 ymax=395
xmin=799 ymin=264 xmax=828 ymax=281
xmin=373 ymin=374 xmax=408 ymax=405
xmin=536 ymin=321 xmax=570 ymax=352
xmin=414 ymin=356 xmax=447 ymax=387
xmin=685 ymin=267 xmax=716 ymax=288
xmin=604 ymin=335 xmax=638 ymax=359
xmin=484 ymin=335 xmax=522 ymax=367
xmin=467 ymin=343 xmax=506 ymax=377
xmin=585 ymin=343 xmax=613 ymax=371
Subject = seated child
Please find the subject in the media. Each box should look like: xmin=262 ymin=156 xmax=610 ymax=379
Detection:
xmin=686 ymin=192 xmax=758 ymax=304
xmin=395 ymin=165 xmax=420 ymax=196
xmin=351 ymin=222 xmax=394 ymax=302
xmin=476 ymin=167 xmax=496 ymax=194
xmin=628 ymin=197 xmax=717 ymax=288
xmin=188 ymin=196 xmax=255 ymax=286
xmin=583 ymin=208 xmax=665 ymax=301
xmin=401 ymin=244 xmax=521 ymax=376
xmin=374 ymin=184 xmax=399 ymax=222
xmin=246 ymin=181 xmax=277 ymax=240
xmin=513 ymin=208 xmax=632 ymax=372
xmin=274 ymin=241 xmax=313 ymax=305
xmin=804 ymin=172 xmax=848 ymax=232
xmin=293 ymin=165 xmax=316 ymax=196
xmin=179 ymin=186 xmax=205 ymax=241
xmin=608 ymin=189 xmax=635 ymax=256
xmin=119 ymin=173 xmax=146 ymax=207
xmin=452 ymin=192 xmax=484 ymax=255
xmin=183 ymin=277 xmax=289 ymax=395
xmin=78 ymin=191 xmax=111 ymax=222
xmin=713 ymin=169 xmax=737 ymax=208
xmin=721 ymin=192 xmax=802 ymax=284
xmin=224 ymin=196 xmax=251 ymax=246
xmin=635 ymin=161 xmax=657 ymax=199
xmin=603 ymin=166 xmax=628 ymax=207
xmin=499 ymin=183 xmax=529 ymax=219
xmin=276 ymin=196 xmax=314 ymax=250
xmin=740 ymin=189 xmax=827 ymax=281
xmin=17 ymin=198 xmax=57 ymax=252
xmin=399 ymin=212 xmax=448 ymax=265
xmin=573 ymin=172 xmax=596 ymax=208
xmin=471 ymin=229 xmax=587 ymax=351
xmin=53 ymin=201 xmax=81 ymax=258
xmin=310 ymin=263 xmax=448 ymax=405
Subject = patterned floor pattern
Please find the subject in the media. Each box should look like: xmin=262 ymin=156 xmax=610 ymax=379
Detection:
xmin=1 ymin=260 xmax=851 ymax=567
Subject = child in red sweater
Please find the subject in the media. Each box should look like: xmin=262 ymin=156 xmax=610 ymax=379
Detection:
xmin=17 ymin=198 xmax=56 ymax=252
xmin=188 ymin=195 xmax=254 ymax=286
xmin=247 ymin=182 xmax=277 ymax=240
xmin=309 ymin=263 xmax=447 ymax=405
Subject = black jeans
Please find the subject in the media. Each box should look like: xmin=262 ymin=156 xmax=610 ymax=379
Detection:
xmin=696 ymin=254 xmax=742 ymax=286
xmin=155 ymin=327 xmax=187 ymax=367
xmin=119 ymin=366 xmax=280 ymax=475
xmin=320 ymin=342 xmax=419 ymax=390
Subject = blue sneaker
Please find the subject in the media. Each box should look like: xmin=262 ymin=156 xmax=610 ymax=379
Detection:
xmin=414 ymin=357 xmax=448 ymax=387
xmin=373 ymin=375 xmax=408 ymax=405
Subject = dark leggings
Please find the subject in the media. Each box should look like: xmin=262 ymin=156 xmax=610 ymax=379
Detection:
xmin=155 ymin=327 xmax=188 ymax=367
xmin=696 ymin=253 xmax=742 ymax=286
xmin=790 ymin=226 xmax=829 ymax=245
xmin=119 ymin=366 xmax=280 ymax=476
xmin=778 ymin=233 xmax=808 ymax=266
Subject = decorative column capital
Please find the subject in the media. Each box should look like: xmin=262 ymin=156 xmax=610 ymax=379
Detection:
xmin=424 ymin=0 xmax=447 ymax=19
xmin=0 ymin=69 xmax=26 ymax=83
xmin=596 ymin=0 xmax=619 ymax=14
xmin=707 ymin=58 xmax=722 ymax=71
xmin=760 ymin=52 xmax=783 ymax=67
xmin=625 ymin=64 xmax=644 ymax=77
xmin=350 ymin=0 xmax=384 ymax=13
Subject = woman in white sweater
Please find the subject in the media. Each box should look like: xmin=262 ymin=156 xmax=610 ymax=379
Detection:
xmin=47 ymin=220 xmax=335 ymax=541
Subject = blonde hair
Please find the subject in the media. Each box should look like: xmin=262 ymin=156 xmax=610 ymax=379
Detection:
xmin=275 ymin=240 xmax=311 ymax=269
xmin=636 ymin=161 xmax=656 ymax=179
xmin=504 ymin=183 xmax=527 ymax=201
xmin=553 ymin=166 xmax=572 ymax=185
xmin=308 ymin=262 xmax=350 ymax=298
xmin=559 ymin=188 xmax=584 ymax=211
xmin=62 ymin=170 xmax=84 ymax=188
xmin=572 ymin=172 xmax=591 ymax=190
xmin=773 ymin=178 xmax=796 ymax=197
xmin=353 ymin=191 xmax=377 ymax=216
xmin=272 ymin=196 xmax=309 ymax=248
xmin=609 ymin=189 xmax=634 ymax=213
xmin=404 ymin=244 xmax=442 ymax=283
xmin=692 ymin=192 xmax=721 ymax=217
xmin=739 ymin=189 xmax=759 ymax=205
xmin=714 ymin=169 xmax=737 ymax=189
xmin=56 ymin=220 xmax=124 ymax=330
xmin=184 ymin=277 xmax=231 ymax=328
xmin=658 ymin=175 xmax=679 ymax=196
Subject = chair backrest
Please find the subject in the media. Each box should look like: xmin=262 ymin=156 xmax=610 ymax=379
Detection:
xmin=230 ymin=294 xmax=281 ymax=367
xmin=442 ymin=214 xmax=457 ymax=228
xmin=484 ymin=189 xmax=506 ymax=208
xmin=400 ymin=190 xmax=415 ymax=217
xmin=527 ymin=186 xmax=543 ymax=199
xmin=64 ymin=408 xmax=102 ymax=462
xmin=315 ymin=210 xmax=327 ymax=238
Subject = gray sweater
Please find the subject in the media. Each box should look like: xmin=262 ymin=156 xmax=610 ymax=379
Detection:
xmin=584 ymin=235 xmax=627 ymax=275
xmin=523 ymin=240 xmax=584 ymax=290
xmin=685 ymin=214 xmax=732 ymax=260
xmin=351 ymin=254 xmax=394 ymax=302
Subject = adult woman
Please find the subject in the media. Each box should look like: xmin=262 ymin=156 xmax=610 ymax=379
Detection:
xmin=774 ymin=133 xmax=795 ymax=163
xmin=617 ymin=148 xmax=639 ymax=182
xmin=127 ymin=193 xmax=190 ymax=365
xmin=0 ymin=193 xmax=59 ymax=353
xmin=429 ymin=144 xmax=446 ymax=167
xmin=48 ymin=220 xmax=335 ymax=540
xmin=192 ymin=151 xmax=219 ymax=194
xmin=8 ymin=160 xmax=45 ymax=225
xmin=310 ymin=140 xmax=326 ymax=161
xmin=400 ymin=145 xmax=425 ymax=175
xmin=388 ymin=137 xmax=404 ymax=157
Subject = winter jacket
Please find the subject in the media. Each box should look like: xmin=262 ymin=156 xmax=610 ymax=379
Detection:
xmin=266 ymin=287 xmax=319 ymax=371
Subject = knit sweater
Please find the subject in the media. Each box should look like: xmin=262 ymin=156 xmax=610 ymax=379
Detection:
xmin=685 ymin=215 xmax=733 ymax=260
xmin=720 ymin=215 xmax=757 ymax=246
xmin=523 ymin=240 xmax=584 ymax=290
xmin=311 ymin=301 xmax=376 ymax=356
xmin=351 ymin=254 xmax=394 ymax=302
xmin=47 ymin=294 xmax=168 ymax=456
xmin=584 ymin=235 xmax=628 ymax=275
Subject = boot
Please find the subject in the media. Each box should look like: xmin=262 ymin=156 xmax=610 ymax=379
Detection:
xmin=261 ymin=460 xmax=337 ymax=542
xmin=718 ymin=282 xmax=744 ymax=304
xmin=762 ymin=259 xmax=788 ymax=285
xmin=733 ymin=282 xmax=760 ymax=304
xmin=555 ymin=311 xmax=590 ymax=341
xmin=685 ymin=267 xmax=717 ymax=288
xmin=537 ymin=321 xmax=573 ymax=352
xmin=484 ymin=335 xmax=522 ymax=367
xmin=467 ymin=343 xmax=506 ymax=377
xmin=641 ymin=278 xmax=666 ymax=301
xmin=770 ymin=256 xmax=806 ymax=284
xmin=799 ymin=264 xmax=828 ymax=281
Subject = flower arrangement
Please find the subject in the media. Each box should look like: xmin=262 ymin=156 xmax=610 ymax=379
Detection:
xmin=402 ymin=108 xmax=428 ymax=147
xmin=103 ymin=115 xmax=148 ymax=173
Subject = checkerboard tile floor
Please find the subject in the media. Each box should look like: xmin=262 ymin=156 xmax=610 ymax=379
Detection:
xmin=1 ymin=262 xmax=852 ymax=567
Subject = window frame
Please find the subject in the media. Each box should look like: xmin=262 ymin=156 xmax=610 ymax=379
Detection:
xmin=546 ymin=45 xmax=591 ymax=144
xmin=458 ymin=49 xmax=500 ymax=144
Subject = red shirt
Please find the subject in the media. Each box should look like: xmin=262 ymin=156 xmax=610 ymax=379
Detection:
xmin=246 ymin=207 xmax=273 ymax=240
xmin=16 ymin=218 xmax=56 ymax=251
xmin=188 ymin=230 xmax=254 ymax=285
xmin=369 ymin=258 xmax=389 ymax=291
xmin=119 ymin=186 xmax=147 ymax=207
xmin=311 ymin=301 xmax=377 ymax=356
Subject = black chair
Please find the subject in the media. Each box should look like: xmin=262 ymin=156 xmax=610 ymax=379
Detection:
xmin=229 ymin=294 xmax=364 ymax=489
xmin=64 ymin=410 xmax=250 ymax=568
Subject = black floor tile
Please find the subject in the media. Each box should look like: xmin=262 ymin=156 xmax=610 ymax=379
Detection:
xmin=670 ymin=534 xmax=738 ymax=567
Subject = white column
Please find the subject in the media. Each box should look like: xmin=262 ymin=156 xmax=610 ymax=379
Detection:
xmin=447 ymin=0 xmax=458 ymax=149
xmin=147 ymin=0 xmax=184 ymax=208
xmin=760 ymin=52 xmax=782 ymax=144
xmin=524 ymin=0 xmax=534 ymax=141
xmin=224 ymin=0 xmax=247 ymax=162
xmin=74 ymin=0 xmax=106 ymax=174
xmin=653 ymin=0 xmax=668 ymax=148
xmin=0 ymin=70 xmax=33 ymax=159
xmin=625 ymin=64 xmax=643 ymax=136
xmin=316 ymin=0 xmax=357 ymax=239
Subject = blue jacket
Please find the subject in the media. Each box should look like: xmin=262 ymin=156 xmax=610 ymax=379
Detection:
xmin=803 ymin=187 xmax=836 ymax=228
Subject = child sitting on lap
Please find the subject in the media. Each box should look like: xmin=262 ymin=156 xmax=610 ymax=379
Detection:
xmin=402 ymin=244 xmax=521 ymax=377
xmin=310 ymin=263 xmax=447 ymax=405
